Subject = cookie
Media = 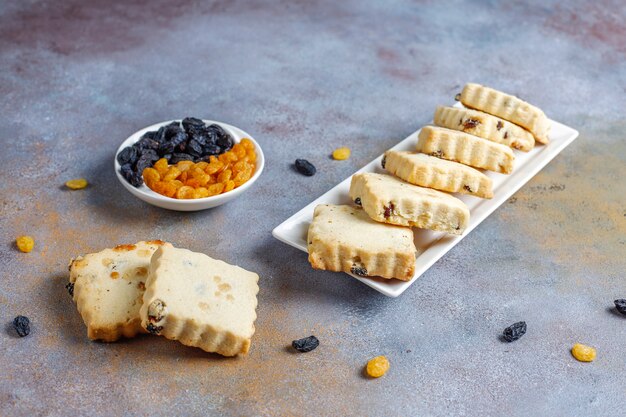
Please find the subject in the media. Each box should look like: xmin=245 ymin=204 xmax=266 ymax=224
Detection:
xmin=69 ymin=240 xmax=170 ymax=342
xmin=416 ymin=125 xmax=515 ymax=174
xmin=140 ymin=245 xmax=259 ymax=356
xmin=434 ymin=105 xmax=535 ymax=152
xmin=459 ymin=83 xmax=550 ymax=144
xmin=349 ymin=173 xmax=469 ymax=234
xmin=307 ymin=204 xmax=416 ymax=281
xmin=383 ymin=150 xmax=493 ymax=199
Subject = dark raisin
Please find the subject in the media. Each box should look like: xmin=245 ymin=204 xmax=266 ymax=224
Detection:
xmin=117 ymin=146 xmax=138 ymax=166
xmin=182 ymin=117 xmax=205 ymax=132
xmin=463 ymin=185 xmax=473 ymax=193
xmin=65 ymin=282 xmax=74 ymax=297
xmin=142 ymin=130 xmax=157 ymax=140
xmin=463 ymin=118 xmax=480 ymax=129
xmin=292 ymin=335 xmax=319 ymax=352
xmin=351 ymin=265 xmax=368 ymax=276
xmin=614 ymin=299 xmax=626 ymax=315
xmin=354 ymin=197 xmax=362 ymax=206
xmin=159 ymin=130 xmax=187 ymax=154
xmin=139 ymin=149 xmax=159 ymax=162
xmin=496 ymin=121 xmax=504 ymax=131
xmin=167 ymin=121 xmax=180 ymax=127
xmin=454 ymin=93 xmax=461 ymax=101
xmin=503 ymin=321 xmax=526 ymax=342
xmin=187 ymin=139 xmax=203 ymax=156
xmin=12 ymin=315 xmax=30 ymax=337
xmin=154 ymin=126 xmax=168 ymax=143
xmin=295 ymin=159 xmax=316 ymax=176
xmin=203 ymin=144 xmax=222 ymax=155
xmin=136 ymin=136 xmax=160 ymax=151
xmin=169 ymin=153 xmax=194 ymax=164
xmin=146 ymin=323 xmax=163 ymax=334
xmin=430 ymin=150 xmax=443 ymax=158
xmin=381 ymin=155 xmax=387 ymax=169
xmin=383 ymin=203 xmax=395 ymax=218
xmin=504 ymin=131 xmax=509 ymax=139
xmin=121 ymin=164 xmax=143 ymax=187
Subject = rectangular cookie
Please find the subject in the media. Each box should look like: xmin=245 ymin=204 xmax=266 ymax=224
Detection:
xmin=383 ymin=150 xmax=493 ymax=199
xmin=140 ymin=245 xmax=259 ymax=356
xmin=68 ymin=240 xmax=170 ymax=342
xmin=349 ymin=173 xmax=469 ymax=234
xmin=416 ymin=125 xmax=515 ymax=174
xmin=459 ymin=83 xmax=550 ymax=144
xmin=307 ymin=204 xmax=416 ymax=281
xmin=434 ymin=105 xmax=535 ymax=152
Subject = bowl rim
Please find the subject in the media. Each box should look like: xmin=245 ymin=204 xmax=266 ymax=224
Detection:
xmin=114 ymin=119 xmax=264 ymax=205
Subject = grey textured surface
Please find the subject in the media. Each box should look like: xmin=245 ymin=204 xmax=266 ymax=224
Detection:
xmin=1 ymin=0 xmax=625 ymax=416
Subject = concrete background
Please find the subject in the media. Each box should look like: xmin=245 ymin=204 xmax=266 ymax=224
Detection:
xmin=1 ymin=0 xmax=624 ymax=415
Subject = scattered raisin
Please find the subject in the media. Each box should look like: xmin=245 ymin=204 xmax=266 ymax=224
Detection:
xmin=496 ymin=121 xmax=504 ymax=131
xmin=65 ymin=178 xmax=88 ymax=190
xmin=16 ymin=236 xmax=34 ymax=253
xmin=430 ymin=150 xmax=443 ymax=158
xmin=292 ymin=335 xmax=319 ymax=352
xmin=454 ymin=93 xmax=461 ymax=101
xmin=12 ymin=315 xmax=30 ymax=337
xmin=504 ymin=131 xmax=509 ymax=139
xmin=366 ymin=356 xmax=389 ymax=378
xmin=502 ymin=321 xmax=526 ymax=342
xmin=332 ymin=147 xmax=351 ymax=160
xmin=65 ymin=282 xmax=74 ymax=297
xmin=295 ymin=159 xmax=316 ymax=176
xmin=351 ymin=265 xmax=368 ymax=276
xmin=463 ymin=185 xmax=473 ymax=193
xmin=614 ymin=299 xmax=626 ymax=315
xmin=462 ymin=118 xmax=480 ymax=129
xmin=381 ymin=155 xmax=387 ymax=169
xmin=354 ymin=197 xmax=362 ymax=206
xmin=571 ymin=343 xmax=596 ymax=362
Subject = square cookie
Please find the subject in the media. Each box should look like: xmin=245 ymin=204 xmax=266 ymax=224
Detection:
xmin=349 ymin=173 xmax=469 ymax=234
xmin=383 ymin=151 xmax=493 ymax=199
xmin=307 ymin=204 xmax=416 ymax=281
xmin=68 ymin=240 xmax=170 ymax=342
xmin=140 ymin=245 xmax=259 ymax=356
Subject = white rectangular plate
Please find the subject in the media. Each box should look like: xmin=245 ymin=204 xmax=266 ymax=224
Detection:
xmin=272 ymin=106 xmax=579 ymax=297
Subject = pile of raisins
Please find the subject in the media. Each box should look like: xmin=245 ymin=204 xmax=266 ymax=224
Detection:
xmin=117 ymin=117 xmax=235 ymax=187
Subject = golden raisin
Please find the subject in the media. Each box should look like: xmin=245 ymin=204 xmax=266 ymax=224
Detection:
xmin=240 ymin=138 xmax=254 ymax=150
xmin=163 ymin=166 xmax=181 ymax=181
xmin=176 ymin=160 xmax=194 ymax=172
xmin=65 ymin=178 xmax=88 ymax=190
xmin=332 ymin=147 xmax=351 ymax=160
xmin=208 ymin=183 xmax=225 ymax=196
xmin=571 ymin=343 xmax=596 ymax=362
xmin=218 ymin=169 xmax=232 ymax=183
xmin=366 ymin=356 xmax=389 ymax=378
xmin=224 ymin=180 xmax=235 ymax=192
xmin=16 ymin=236 xmax=34 ymax=253
xmin=194 ymin=187 xmax=210 ymax=199
xmin=176 ymin=186 xmax=195 ymax=199
xmin=142 ymin=168 xmax=160 ymax=186
xmin=154 ymin=158 xmax=169 ymax=175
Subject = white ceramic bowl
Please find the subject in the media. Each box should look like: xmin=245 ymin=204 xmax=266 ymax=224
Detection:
xmin=114 ymin=120 xmax=264 ymax=211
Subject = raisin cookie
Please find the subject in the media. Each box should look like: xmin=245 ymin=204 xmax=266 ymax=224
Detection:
xmin=434 ymin=106 xmax=534 ymax=152
xmin=459 ymin=83 xmax=550 ymax=144
xmin=307 ymin=204 xmax=416 ymax=281
xmin=416 ymin=126 xmax=515 ymax=174
xmin=350 ymin=173 xmax=469 ymax=234
xmin=383 ymin=150 xmax=493 ymax=199
xmin=140 ymin=245 xmax=259 ymax=356
xmin=68 ymin=240 xmax=170 ymax=342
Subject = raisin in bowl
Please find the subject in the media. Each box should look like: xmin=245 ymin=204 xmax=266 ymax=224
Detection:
xmin=114 ymin=119 xmax=264 ymax=211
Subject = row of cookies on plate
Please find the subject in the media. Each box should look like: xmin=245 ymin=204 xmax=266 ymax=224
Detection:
xmin=307 ymin=83 xmax=550 ymax=281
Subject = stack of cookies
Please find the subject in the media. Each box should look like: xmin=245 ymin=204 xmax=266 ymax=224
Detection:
xmin=68 ymin=240 xmax=259 ymax=356
xmin=307 ymin=83 xmax=549 ymax=282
